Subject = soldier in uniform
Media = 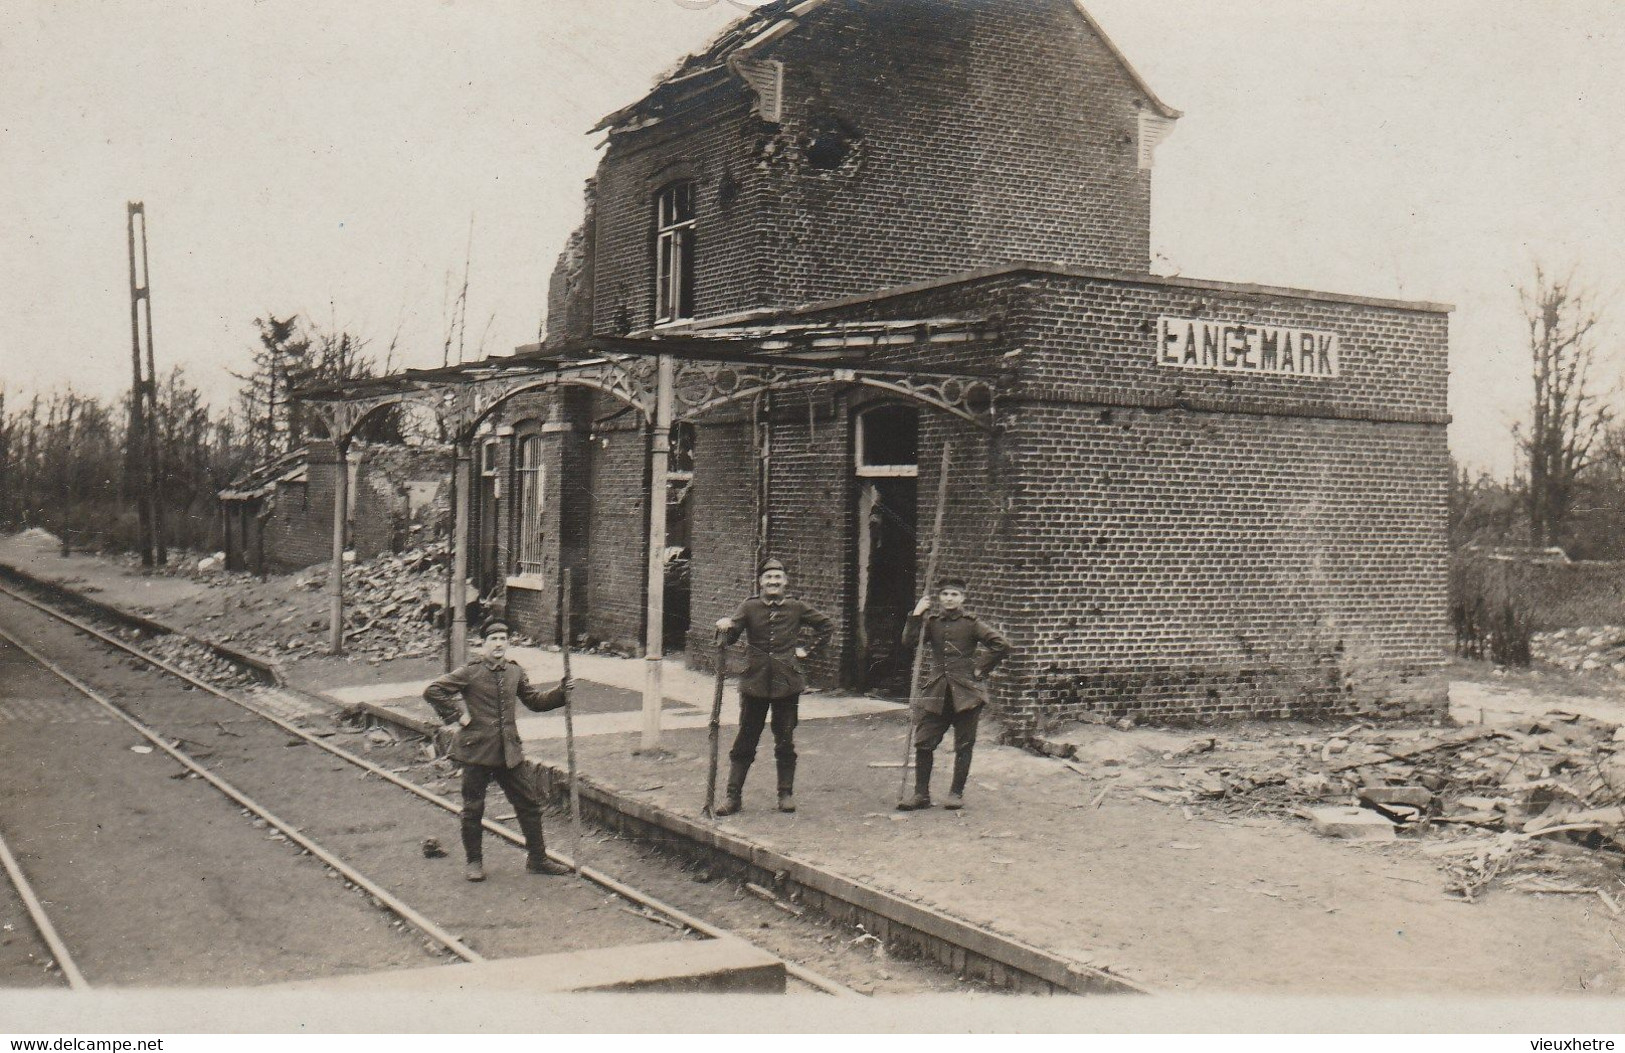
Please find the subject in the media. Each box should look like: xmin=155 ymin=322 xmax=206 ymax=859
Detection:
xmin=713 ymin=558 xmax=834 ymax=816
xmin=423 ymin=620 xmax=574 ymax=881
xmin=897 ymin=576 xmax=1011 ymax=811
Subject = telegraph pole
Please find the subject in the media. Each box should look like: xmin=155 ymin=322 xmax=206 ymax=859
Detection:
xmin=125 ymin=202 xmax=165 ymax=566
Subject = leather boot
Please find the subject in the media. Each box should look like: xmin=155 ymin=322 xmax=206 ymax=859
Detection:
xmin=520 ymin=813 xmax=571 ymax=876
xmin=944 ymin=748 xmax=974 ymax=810
xmin=776 ymin=755 xmax=797 ymax=813
xmin=897 ymin=749 xmax=933 ymax=811
xmin=714 ymin=761 xmax=749 ymax=816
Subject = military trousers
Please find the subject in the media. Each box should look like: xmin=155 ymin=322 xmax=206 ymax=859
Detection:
xmin=459 ymin=760 xmax=545 ymax=863
xmin=728 ymin=692 xmax=799 ymax=790
xmin=912 ymin=699 xmax=981 ymax=754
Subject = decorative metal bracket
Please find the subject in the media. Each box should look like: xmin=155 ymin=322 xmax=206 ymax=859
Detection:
xmin=671 ymin=360 xmax=996 ymax=429
xmin=305 ymin=356 xmax=659 ymax=445
xmin=302 ymin=346 xmax=999 ymax=441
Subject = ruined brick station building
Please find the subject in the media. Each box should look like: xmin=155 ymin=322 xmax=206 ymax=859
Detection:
xmin=401 ymin=0 xmax=1452 ymax=727
xmin=219 ymin=443 xmax=449 ymax=576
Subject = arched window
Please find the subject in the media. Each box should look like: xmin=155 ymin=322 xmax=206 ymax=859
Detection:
xmin=655 ymin=182 xmax=696 ymax=324
xmin=515 ymin=434 xmax=546 ymax=576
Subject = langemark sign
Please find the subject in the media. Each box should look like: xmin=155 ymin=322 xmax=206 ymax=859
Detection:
xmin=1156 ymin=317 xmax=1340 ymax=378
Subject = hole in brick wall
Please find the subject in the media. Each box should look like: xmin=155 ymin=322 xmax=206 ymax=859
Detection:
xmin=1098 ymin=410 xmax=1113 ymax=424
xmin=801 ymin=112 xmax=861 ymax=171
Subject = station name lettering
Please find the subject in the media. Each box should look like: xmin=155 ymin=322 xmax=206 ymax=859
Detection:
xmin=1157 ymin=317 xmax=1340 ymax=378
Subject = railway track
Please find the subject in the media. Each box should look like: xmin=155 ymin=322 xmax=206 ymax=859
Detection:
xmin=0 ymin=579 xmax=860 ymax=995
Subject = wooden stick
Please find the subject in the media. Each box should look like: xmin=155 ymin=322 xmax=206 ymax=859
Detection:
xmin=900 ymin=443 xmax=952 ymax=803
xmin=704 ymin=631 xmax=727 ymax=818
xmin=561 ymin=567 xmax=581 ymax=873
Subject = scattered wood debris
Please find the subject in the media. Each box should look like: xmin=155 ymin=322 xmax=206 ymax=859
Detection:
xmin=1058 ymin=707 xmax=1623 ymax=899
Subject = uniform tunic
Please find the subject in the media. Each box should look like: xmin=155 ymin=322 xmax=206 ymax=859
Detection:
xmin=902 ymin=609 xmax=1011 ymax=713
xmin=423 ymin=657 xmax=566 ymax=768
xmin=725 ymin=596 xmax=835 ymax=699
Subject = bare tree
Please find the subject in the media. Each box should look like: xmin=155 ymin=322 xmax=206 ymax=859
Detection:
xmin=1516 ymin=265 xmax=1612 ymax=549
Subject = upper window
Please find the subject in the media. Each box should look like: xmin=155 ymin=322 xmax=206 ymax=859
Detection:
xmin=655 ymin=182 xmax=696 ymax=325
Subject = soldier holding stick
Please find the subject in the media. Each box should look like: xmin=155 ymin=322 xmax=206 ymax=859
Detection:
xmin=423 ymin=620 xmax=574 ymax=880
xmin=897 ymin=577 xmax=1010 ymax=811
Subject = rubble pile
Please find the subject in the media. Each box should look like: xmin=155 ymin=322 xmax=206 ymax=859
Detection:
xmin=1532 ymin=626 xmax=1625 ymax=677
xmin=143 ymin=633 xmax=260 ymax=689
xmin=276 ymin=542 xmax=453 ymax=661
xmin=1218 ymin=716 xmax=1620 ymax=837
xmin=1102 ymin=714 xmax=1625 ymax=895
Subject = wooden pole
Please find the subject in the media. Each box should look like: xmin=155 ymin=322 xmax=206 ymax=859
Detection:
xmin=124 ymin=203 xmax=153 ymax=567
xmin=561 ymin=568 xmax=582 ymax=873
xmin=703 ymin=631 xmax=727 ymax=818
xmin=136 ymin=205 xmax=165 ymax=566
xmin=900 ymin=443 xmax=952 ymax=803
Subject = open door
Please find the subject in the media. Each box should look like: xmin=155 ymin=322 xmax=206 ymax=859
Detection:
xmin=854 ymin=405 xmax=918 ymax=695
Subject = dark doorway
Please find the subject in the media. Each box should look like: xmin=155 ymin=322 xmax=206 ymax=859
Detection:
xmin=854 ymin=405 xmax=919 ymax=695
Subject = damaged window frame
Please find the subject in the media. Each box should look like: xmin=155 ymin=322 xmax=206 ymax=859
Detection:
xmin=654 ymin=181 xmax=697 ymax=325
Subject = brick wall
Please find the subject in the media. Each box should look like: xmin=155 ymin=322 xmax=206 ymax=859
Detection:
xmin=587 ymin=0 xmax=1159 ymax=336
xmin=577 ymin=395 xmax=649 ymax=652
xmin=760 ymin=389 xmax=854 ymax=688
xmin=261 ymin=443 xmax=400 ymax=574
xmin=686 ymin=413 xmax=761 ymax=671
xmin=998 ymin=405 xmax=1449 ymax=728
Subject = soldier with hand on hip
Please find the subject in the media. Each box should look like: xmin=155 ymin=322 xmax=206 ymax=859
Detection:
xmin=423 ymin=620 xmax=574 ymax=881
xmin=713 ymin=558 xmax=834 ymax=816
xmin=898 ymin=576 xmax=1011 ymax=811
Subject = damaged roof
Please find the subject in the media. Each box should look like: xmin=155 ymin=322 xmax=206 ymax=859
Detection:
xmin=591 ymin=0 xmax=1179 ymax=135
xmin=219 ymin=447 xmax=309 ymax=502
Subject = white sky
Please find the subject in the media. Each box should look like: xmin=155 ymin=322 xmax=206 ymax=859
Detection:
xmin=3 ymin=0 xmax=1622 ymax=478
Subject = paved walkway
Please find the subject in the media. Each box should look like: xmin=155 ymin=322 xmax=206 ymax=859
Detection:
xmin=4 ymin=531 xmax=1622 ymax=998
xmin=323 ymin=647 xmax=902 ymax=740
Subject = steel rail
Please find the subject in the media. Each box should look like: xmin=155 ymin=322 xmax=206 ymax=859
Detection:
xmin=0 ymin=621 xmax=486 ymax=966
xmin=0 ymin=823 xmax=89 ymax=990
xmin=0 ymin=581 xmax=857 ymax=997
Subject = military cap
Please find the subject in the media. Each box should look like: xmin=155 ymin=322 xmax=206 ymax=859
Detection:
xmin=480 ymin=619 xmax=510 ymax=638
xmin=937 ymin=575 xmax=969 ymax=591
xmin=758 ymin=558 xmax=787 ymax=576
